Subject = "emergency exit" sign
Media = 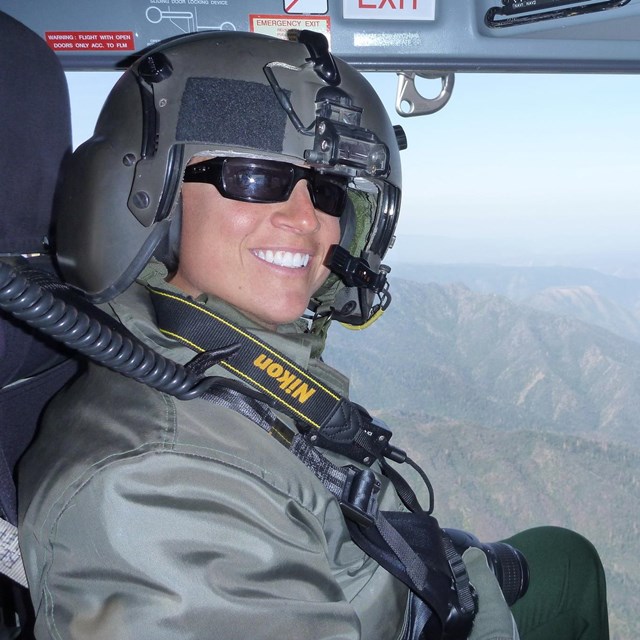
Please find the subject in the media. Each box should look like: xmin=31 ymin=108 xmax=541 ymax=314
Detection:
xmin=343 ymin=0 xmax=436 ymax=21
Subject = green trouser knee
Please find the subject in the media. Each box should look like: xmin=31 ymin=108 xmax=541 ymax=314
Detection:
xmin=502 ymin=526 xmax=609 ymax=640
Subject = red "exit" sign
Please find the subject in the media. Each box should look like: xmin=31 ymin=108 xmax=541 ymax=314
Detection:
xmin=343 ymin=0 xmax=435 ymax=20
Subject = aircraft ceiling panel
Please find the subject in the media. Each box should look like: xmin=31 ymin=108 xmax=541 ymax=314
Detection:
xmin=3 ymin=0 xmax=640 ymax=73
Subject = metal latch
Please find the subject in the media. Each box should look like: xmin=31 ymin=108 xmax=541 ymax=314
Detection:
xmin=395 ymin=72 xmax=455 ymax=117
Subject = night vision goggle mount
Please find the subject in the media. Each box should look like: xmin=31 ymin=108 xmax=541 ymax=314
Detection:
xmin=306 ymin=91 xmax=394 ymax=310
xmin=263 ymin=31 xmax=399 ymax=320
xmin=305 ymin=90 xmax=390 ymax=178
xmin=265 ymin=31 xmax=392 ymax=180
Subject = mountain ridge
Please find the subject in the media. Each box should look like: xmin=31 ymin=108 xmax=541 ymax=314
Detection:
xmin=324 ymin=278 xmax=640 ymax=447
xmin=389 ymin=261 xmax=640 ymax=312
xmin=524 ymin=284 xmax=640 ymax=343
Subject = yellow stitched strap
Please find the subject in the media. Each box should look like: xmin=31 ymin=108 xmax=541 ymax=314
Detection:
xmin=148 ymin=287 xmax=341 ymax=430
xmin=340 ymin=307 xmax=385 ymax=331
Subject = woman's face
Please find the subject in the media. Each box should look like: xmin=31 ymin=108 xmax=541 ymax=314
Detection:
xmin=169 ymin=162 xmax=341 ymax=330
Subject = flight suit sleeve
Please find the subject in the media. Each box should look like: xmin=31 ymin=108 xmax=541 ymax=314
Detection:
xmin=31 ymin=450 xmax=366 ymax=640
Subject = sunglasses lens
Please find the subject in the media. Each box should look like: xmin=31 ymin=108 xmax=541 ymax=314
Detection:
xmin=222 ymin=161 xmax=293 ymax=202
xmin=310 ymin=178 xmax=347 ymax=217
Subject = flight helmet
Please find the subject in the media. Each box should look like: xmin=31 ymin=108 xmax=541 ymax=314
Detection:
xmin=56 ymin=30 xmax=403 ymax=327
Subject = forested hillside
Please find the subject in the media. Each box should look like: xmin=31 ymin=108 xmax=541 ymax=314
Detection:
xmin=323 ymin=275 xmax=640 ymax=638
xmin=325 ymin=279 xmax=640 ymax=446
xmin=386 ymin=416 xmax=640 ymax=639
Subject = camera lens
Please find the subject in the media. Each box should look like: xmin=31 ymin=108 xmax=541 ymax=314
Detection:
xmin=480 ymin=541 xmax=530 ymax=606
xmin=443 ymin=528 xmax=530 ymax=606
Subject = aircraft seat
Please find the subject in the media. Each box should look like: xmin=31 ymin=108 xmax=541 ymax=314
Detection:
xmin=0 ymin=9 xmax=80 ymax=636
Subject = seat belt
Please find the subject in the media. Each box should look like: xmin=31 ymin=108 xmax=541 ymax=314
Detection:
xmin=197 ymin=381 xmax=474 ymax=640
xmin=148 ymin=286 xmax=477 ymax=640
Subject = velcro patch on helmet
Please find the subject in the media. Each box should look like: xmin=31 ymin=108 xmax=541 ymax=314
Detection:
xmin=176 ymin=77 xmax=288 ymax=153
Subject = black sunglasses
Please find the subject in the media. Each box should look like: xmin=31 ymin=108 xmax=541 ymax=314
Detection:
xmin=183 ymin=157 xmax=349 ymax=217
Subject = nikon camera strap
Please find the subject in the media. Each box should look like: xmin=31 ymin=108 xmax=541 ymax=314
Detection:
xmin=149 ymin=286 xmax=476 ymax=640
xmin=149 ymin=286 xmax=403 ymax=468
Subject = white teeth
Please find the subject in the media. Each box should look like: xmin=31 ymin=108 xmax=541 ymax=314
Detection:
xmin=255 ymin=250 xmax=310 ymax=269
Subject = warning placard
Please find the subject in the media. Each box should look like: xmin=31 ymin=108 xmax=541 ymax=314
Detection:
xmin=249 ymin=15 xmax=331 ymax=42
xmin=45 ymin=31 xmax=135 ymax=52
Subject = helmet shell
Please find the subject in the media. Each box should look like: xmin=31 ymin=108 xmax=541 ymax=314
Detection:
xmin=56 ymin=31 xmax=401 ymax=304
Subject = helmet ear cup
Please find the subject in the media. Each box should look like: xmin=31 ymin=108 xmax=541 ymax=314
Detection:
xmin=55 ymin=71 xmax=158 ymax=299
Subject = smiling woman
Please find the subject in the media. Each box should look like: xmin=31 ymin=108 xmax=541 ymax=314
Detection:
xmin=37 ymin=8 xmax=640 ymax=638
xmin=19 ymin=29 xmax=416 ymax=640
xmin=171 ymin=158 xmax=341 ymax=329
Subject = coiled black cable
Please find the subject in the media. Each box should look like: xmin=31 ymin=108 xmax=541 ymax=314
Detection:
xmin=0 ymin=259 xmax=213 ymax=400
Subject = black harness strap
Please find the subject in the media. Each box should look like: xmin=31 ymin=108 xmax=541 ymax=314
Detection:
xmin=150 ymin=287 xmax=340 ymax=426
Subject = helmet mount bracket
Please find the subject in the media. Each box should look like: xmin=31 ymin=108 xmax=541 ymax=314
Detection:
xmin=297 ymin=30 xmax=340 ymax=86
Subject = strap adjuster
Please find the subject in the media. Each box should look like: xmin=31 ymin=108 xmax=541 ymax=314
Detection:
xmin=340 ymin=466 xmax=380 ymax=527
xmin=317 ymin=402 xmax=395 ymax=466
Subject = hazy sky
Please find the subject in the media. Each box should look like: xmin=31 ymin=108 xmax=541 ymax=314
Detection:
xmin=366 ymin=72 xmax=640 ymax=249
xmin=66 ymin=70 xmax=640 ymax=258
